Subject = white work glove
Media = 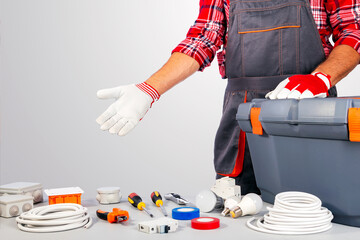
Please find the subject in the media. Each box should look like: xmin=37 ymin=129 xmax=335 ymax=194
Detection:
xmin=96 ymin=82 xmax=160 ymax=136
xmin=266 ymin=72 xmax=331 ymax=100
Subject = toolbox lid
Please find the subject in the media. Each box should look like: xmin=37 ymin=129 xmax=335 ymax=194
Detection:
xmin=0 ymin=182 xmax=42 ymax=194
xmin=236 ymin=98 xmax=360 ymax=140
xmin=44 ymin=187 xmax=84 ymax=197
xmin=259 ymin=98 xmax=357 ymax=125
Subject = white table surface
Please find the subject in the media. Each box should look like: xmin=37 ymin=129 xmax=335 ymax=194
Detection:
xmin=1 ymin=197 xmax=360 ymax=240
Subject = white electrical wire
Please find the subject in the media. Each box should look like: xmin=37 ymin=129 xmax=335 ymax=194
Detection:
xmin=16 ymin=203 xmax=92 ymax=233
xmin=247 ymin=191 xmax=333 ymax=235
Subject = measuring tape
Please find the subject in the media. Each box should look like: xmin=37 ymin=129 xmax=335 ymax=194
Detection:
xmin=172 ymin=207 xmax=200 ymax=220
xmin=191 ymin=217 xmax=220 ymax=230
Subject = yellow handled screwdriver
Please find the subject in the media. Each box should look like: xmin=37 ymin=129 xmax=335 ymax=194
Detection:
xmin=128 ymin=192 xmax=154 ymax=218
xmin=151 ymin=191 xmax=168 ymax=217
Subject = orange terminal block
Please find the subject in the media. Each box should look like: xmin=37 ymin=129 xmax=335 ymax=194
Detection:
xmin=44 ymin=187 xmax=84 ymax=205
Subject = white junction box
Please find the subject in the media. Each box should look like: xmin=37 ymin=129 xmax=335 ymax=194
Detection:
xmin=96 ymin=187 xmax=122 ymax=204
xmin=138 ymin=217 xmax=179 ymax=234
xmin=0 ymin=182 xmax=43 ymax=203
xmin=211 ymin=177 xmax=241 ymax=200
xmin=0 ymin=194 xmax=33 ymax=218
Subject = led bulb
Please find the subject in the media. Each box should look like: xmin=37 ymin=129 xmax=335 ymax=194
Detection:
xmin=195 ymin=190 xmax=224 ymax=213
xmin=239 ymin=193 xmax=263 ymax=215
xmin=225 ymin=196 xmax=241 ymax=208
xmin=230 ymin=193 xmax=263 ymax=218
xmin=221 ymin=196 xmax=241 ymax=216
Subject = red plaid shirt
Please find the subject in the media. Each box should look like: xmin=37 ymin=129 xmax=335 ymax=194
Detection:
xmin=173 ymin=0 xmax=360 ymax=78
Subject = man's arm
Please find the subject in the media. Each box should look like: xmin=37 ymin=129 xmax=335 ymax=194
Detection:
xmin=313 ymin=45 xmax=360 ymax=86
xmin=145 ymin=52 xmax=200 ymax=95
xmin=96 ymin=0 xmax=225 ymax=136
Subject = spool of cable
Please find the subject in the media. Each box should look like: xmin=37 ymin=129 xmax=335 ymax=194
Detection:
xmin=246 ymin=191 xmax=333 ymax=235
xmin=172 ymin=207 xmax=200 ymax=220
xmin=16 ymin=203 xmax=92 ymax=233
xmin=191 ymin=217 xmax=220 ymax=230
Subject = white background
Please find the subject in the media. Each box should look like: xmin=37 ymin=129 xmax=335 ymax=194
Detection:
xmin=1 ymin=0 xmax=359 ymax=200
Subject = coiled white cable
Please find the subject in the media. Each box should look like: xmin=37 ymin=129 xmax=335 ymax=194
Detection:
xmin=247 ymin=191 xmax=333 ymax=235
xmin=16 ymin=203 xmax=92 ymax=233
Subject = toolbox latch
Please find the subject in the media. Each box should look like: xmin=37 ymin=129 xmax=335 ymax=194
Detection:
xmin=348 ymin=108 xmax=360 ymax=142
xmin=250 ymin=107 xmax=263 ymax=135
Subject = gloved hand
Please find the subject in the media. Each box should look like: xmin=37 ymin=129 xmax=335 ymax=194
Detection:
xmin=266 ymin=72 xmax=331 ymax=100
xmin=96 ymin=82 xmax=160 ymax=136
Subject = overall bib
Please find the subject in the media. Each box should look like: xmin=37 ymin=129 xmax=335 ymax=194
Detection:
xmin=214 ymin=0 xmax=337 ymax=194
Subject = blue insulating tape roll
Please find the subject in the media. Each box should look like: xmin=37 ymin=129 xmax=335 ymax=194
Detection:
xmin=172 ymin=207 xmax=200 ymax=220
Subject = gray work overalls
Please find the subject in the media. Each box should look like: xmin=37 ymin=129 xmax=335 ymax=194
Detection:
xmin=214 ymin=0 xmax=337 ymax=194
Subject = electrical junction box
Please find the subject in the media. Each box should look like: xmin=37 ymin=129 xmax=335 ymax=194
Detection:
xmin=0 ymin=194 xmax=33 ymax=218
xmin=96 ymin=187 xmax=122 ymax=204
xmin=44 ymin=187 xmax=83 ymax=205
xmin=138 ymin=217 xmax=179 ymax=234
xmin=0 ymin=182 xmax=43 ymax=204
xmin=236 ymin=97 xmax=360 ymax=227
xmin=211 ymin=177 xmax=241 ymax=200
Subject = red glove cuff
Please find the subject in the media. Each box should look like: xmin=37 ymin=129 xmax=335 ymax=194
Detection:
xmin=312 ymin=72 xmax=332 ymax=89
xmin=135 ymin=82 xmax=160 ymax=103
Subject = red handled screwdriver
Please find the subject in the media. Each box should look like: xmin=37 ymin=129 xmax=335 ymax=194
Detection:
xmin=151 ymin=191 xmax=168 ymax=217
xmin=128 ymin=192 xmax=154 ymax=218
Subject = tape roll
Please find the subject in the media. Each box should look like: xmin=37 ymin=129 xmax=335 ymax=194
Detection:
xmin=191 ymin=217 xmax=220 ymax=230
xmin=172 ymin=207 xmax=200 ymax=220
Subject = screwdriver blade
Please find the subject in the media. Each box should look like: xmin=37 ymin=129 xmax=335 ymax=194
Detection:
xmin=160 ymin=205 xmax=168 ymax=217
xmin=143 ymin=208 xmax=154 ymax=218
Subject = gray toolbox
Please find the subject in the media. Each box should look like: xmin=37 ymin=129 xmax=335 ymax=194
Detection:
xmin=236 ymin=97 xmax=360 ymax=227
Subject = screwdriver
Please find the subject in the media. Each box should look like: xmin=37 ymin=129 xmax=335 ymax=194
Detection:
xmin=128 ymin=192 xmax=154 ymax=217
xmin=96 ymin=208 xmax=129 ymax=223
xmin=151 ymin=191 xmax=168 ymax=217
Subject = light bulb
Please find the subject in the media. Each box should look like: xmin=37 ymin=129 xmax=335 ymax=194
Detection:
xmin=195 ymin=190 xmax=224 ymax=213
xmin=221 ymin=195 xmax=241 ymax=216
xmin=230 ymin=193 xmax=263 ymax=218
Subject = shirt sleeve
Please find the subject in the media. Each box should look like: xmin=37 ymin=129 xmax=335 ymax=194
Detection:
xmin=172 ymin=0 xmax=227 ymax=71
xmin=325 ymin=0 xmax=360 ymax=54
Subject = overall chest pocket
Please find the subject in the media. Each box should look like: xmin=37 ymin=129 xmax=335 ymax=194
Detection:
xmin=235 ymin=3 xmax=301 ymax=77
